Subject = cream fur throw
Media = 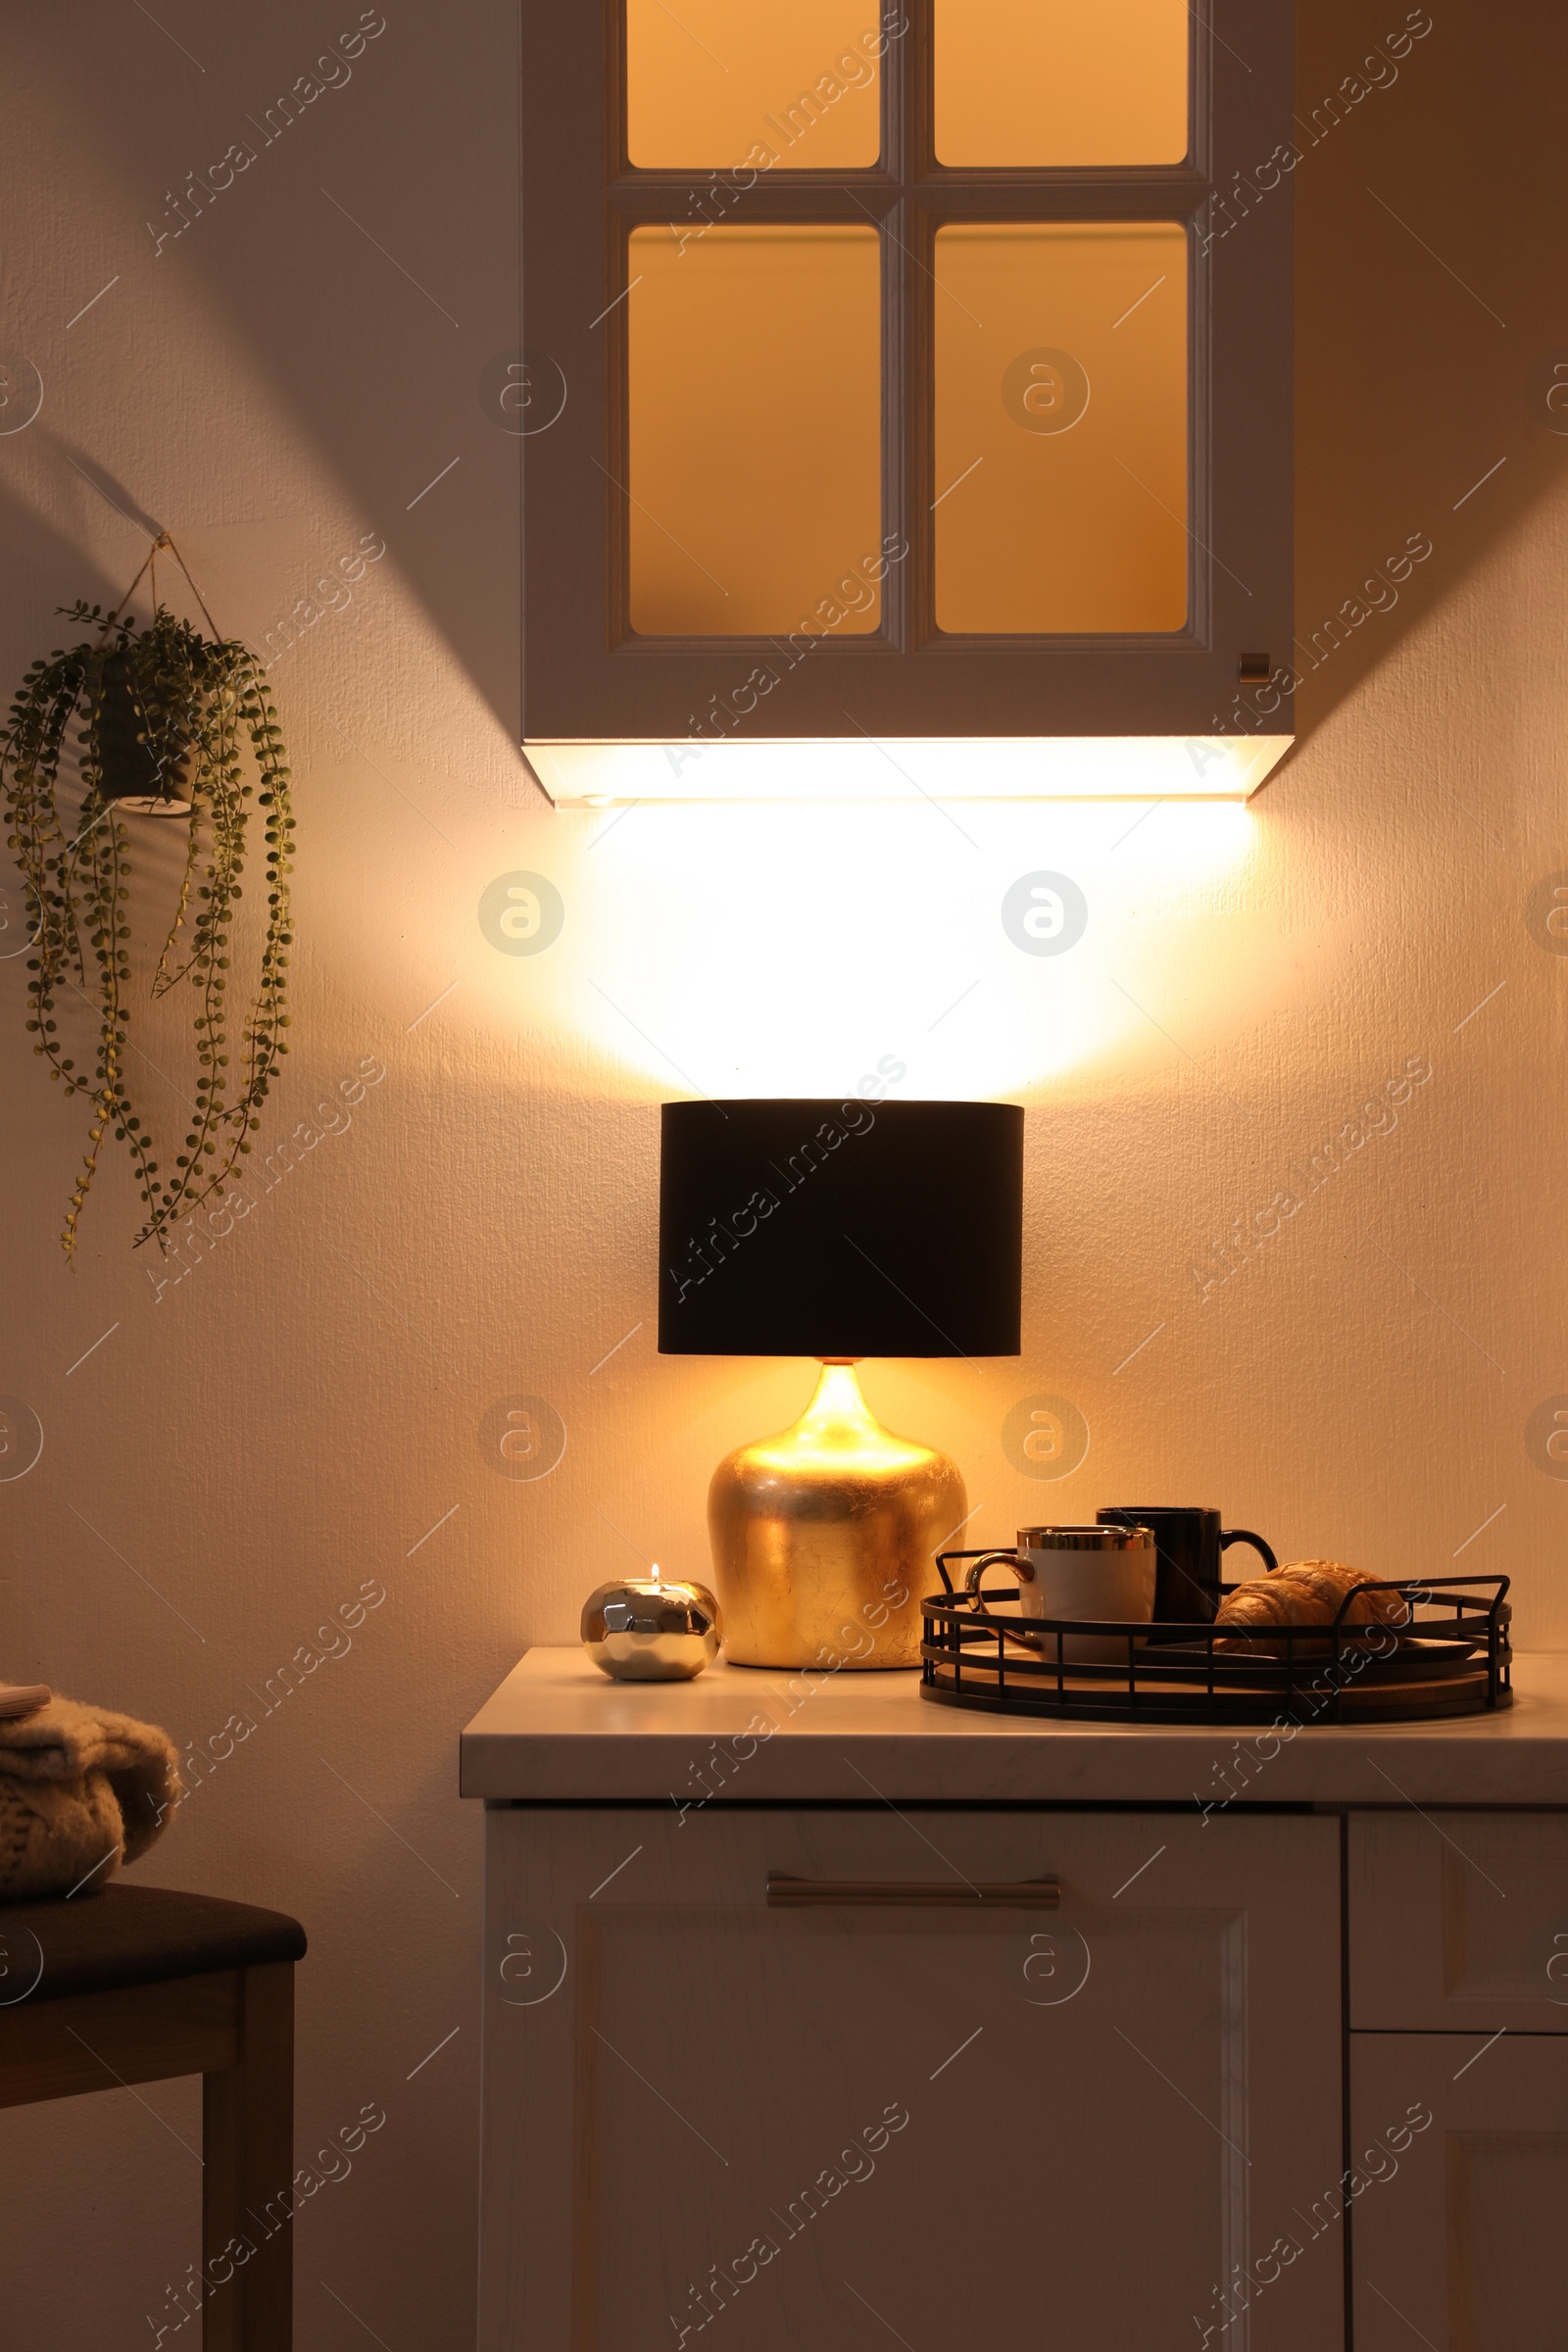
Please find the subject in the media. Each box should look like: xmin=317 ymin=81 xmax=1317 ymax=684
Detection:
xmin=0 ymin=1694 xmax=181 ymax=1902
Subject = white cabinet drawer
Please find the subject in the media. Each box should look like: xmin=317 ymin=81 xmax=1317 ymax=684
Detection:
xmin=1350 ymin=2033 xmax=1568 ymax=2350
xmin=480 ymin=1806 xmax=1343 ymax=2352
xmin=1349 ymin=1812 xmax=1568 ymax=2031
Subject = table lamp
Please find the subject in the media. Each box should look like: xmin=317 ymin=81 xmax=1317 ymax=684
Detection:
xmin=660 ymin=1098 xmax=1023 ymax=1669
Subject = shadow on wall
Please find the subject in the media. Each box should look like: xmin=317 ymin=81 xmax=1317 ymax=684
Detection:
xmin=4 ymin=1 xmax=1566 ymax=761
xmin=1289 ymin=0 xmax=1567 ymax=743
xmin=6 ymin=3 xmax=522 ymax=736
xmin=0 ymin=473 xmax=128 ymax=645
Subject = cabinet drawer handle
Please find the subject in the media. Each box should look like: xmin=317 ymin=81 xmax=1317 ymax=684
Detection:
xmin=766 ymin=1874 xmax=1060 ymax=1909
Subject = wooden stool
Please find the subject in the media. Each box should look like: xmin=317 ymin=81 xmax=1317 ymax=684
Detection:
xmin=0 ymin=1883 xmax=307 ymax=2349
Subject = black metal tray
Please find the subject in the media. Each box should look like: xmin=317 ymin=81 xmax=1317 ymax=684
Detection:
xmin=920 ymin=1553 xmax=1512 ymax=1725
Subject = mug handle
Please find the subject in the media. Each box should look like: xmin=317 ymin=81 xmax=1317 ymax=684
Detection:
xmin=964 ymin=1550 xmax=1034 ymax=1604
xmin=1220 ymin=1527 xmax=1278 ymax=1576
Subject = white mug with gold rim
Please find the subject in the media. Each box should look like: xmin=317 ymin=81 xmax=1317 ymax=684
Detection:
xmin=966 ymin=1523 xmax=1157 ymax=1664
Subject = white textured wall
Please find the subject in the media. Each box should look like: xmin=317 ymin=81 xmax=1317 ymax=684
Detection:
xmin=1 ymin=3 xmax=1564 ymax=2344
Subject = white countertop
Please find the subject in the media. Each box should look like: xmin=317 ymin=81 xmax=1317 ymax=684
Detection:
xmin=460 ymin=1646 xmax=1568 ymax=1808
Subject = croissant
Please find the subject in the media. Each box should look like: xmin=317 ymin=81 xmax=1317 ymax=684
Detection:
xmin=1214 ymin=1560 xmax=1408 ymax=1656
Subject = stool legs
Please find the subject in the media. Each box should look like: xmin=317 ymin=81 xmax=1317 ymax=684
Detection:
xmin=203 ymin=1962 xmax=294 ymax=2350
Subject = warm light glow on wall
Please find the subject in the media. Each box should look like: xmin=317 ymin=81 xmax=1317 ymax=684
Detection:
xmin=526 ymin=736 xmax=1291 ymax=807
xmin=538 ymin=799 xmax=1257 ymax=1099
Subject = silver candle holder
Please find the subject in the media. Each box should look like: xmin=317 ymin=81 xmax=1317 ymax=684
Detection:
xmin=580 ymin=1563 xmax=722 ymax=1682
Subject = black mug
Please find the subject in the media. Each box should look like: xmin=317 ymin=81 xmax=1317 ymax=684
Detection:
xmin=1096 ymin=1506 xmax=1277 ymax=1624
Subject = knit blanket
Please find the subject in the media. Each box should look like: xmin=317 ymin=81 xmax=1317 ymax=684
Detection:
xmin=0 ymin=1694 xmax=182 ymax=1902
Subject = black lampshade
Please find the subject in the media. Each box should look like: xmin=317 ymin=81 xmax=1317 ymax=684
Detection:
xmin=659 ymin=1099 xmax=1022 ymax=1358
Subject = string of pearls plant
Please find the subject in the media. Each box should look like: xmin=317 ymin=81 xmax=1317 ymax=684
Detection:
xmin=1 ymin=536 xmax=295 ymax=1257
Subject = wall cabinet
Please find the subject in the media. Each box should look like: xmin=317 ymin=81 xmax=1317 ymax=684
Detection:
xmin=480 ymin=1807 xmax=1343 ymax=2348
xmin=518 ymin=0 xmax=1295 ymax=802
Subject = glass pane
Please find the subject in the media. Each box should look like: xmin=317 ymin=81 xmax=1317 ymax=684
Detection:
xmin=626 ymin=0 xmax=884 ymax=170
xmin=934 ymin=223 xmax=1188 ymax=635
xmin=936 ymin=0 xmax=1188 ymax=166
xmin=628 ymin=225 xmax=883 ymax=637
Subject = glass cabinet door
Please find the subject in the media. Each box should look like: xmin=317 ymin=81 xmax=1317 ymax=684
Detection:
xmin=519 ymin=0 xmax=1294 ymax=781
xmin=616 ymin=14 xmax=1194 ymax=651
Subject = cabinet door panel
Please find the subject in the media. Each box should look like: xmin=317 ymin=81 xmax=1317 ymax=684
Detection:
xmin=627 ymin=224 xmax=883 ymax=636
xmin=1349 ymin=1813 xmax=1568 ymax=2032
xmin=1351 ymin=2034 xmax=1567 ymax=2351
xmin=626 ymin=0 xmax=884 ymax=171
xmin=935 ymin=0 xmax=1190 ymax=168
xmin=481 ymin=1808 xmax=1342 ymax=2350
xmin=933 ymin=221 xmax=1189 ymax=634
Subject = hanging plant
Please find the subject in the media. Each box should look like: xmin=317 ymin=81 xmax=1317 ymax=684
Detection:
xmin=0 ymin=533 xmax=295 ymax=1258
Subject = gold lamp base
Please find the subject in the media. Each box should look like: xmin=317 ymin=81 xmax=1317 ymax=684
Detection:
xmin=707 ymin=1362 xmax=965 ymax=1670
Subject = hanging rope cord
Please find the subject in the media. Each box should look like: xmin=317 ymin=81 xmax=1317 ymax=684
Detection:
xmin=98 ymin=530 xmax=222 ymax=640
